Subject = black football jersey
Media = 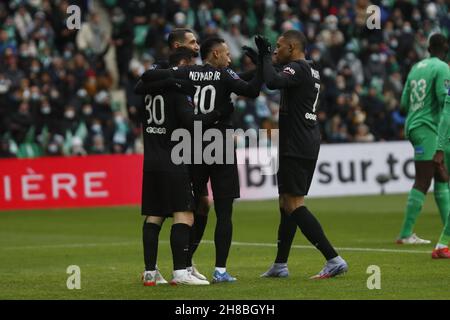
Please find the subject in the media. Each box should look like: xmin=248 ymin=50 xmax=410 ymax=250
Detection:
xmin=172 ymin=64 xmax=261 ymax=127
xmin=139 ymin=85 xmax=220 ymax=172
xmin=263 ymin=57 xmax=321 ymax=159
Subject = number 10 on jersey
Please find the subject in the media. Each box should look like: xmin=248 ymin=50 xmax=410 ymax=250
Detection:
xmin=194 ymin=85 xmax=216 ymax=114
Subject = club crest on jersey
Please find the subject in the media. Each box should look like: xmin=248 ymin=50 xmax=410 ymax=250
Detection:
xmin=226 ymin=68 xmax=240 ymax=80
xmin=283 ymin=67 xmax=295 ymax=75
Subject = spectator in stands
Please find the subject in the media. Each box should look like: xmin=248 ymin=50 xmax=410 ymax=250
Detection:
xmin=0 ymin=0 xmax=449 ymax=158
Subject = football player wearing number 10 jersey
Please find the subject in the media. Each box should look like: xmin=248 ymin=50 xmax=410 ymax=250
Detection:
xmin=136 ymin=48 xmax=233 ymax=286
xmin=140 ymin=37 xmax=263 ymax=283
xmin=255 ymin=31 xmax=348 ymax=279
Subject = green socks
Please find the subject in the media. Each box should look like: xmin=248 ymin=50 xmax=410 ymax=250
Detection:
xmin=400 ymin=188 xmax=425 ymax=239
xmin=437 ymin=214 xmax=450 ymax=247
xmin=433 ymin=181 xmax=450 ymax=225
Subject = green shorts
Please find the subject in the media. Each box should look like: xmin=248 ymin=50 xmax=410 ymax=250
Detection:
xmin=409 ymin=126 xmax=437 ymax=161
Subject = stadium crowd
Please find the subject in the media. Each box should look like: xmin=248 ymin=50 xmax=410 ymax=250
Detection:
xmin=0 ymin=0 xmax=449 ymax=158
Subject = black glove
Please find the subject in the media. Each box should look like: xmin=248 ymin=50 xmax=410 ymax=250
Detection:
xmin=242 ymin=46 xmax=258 ymax=65
xmin=255 ymin=35 xmax=271 ymax=56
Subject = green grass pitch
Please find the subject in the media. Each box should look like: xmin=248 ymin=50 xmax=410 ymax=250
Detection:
xmin=1 ymin=194 xmax=449 ymax=300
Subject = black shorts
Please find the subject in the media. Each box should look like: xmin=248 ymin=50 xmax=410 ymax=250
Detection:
xmin=190 ymin=162 xmax=240 ymax=200
xmin=188 ymin=165 xmax=209 ymax=198
xmin=141 ymin=171 xmax=195 ymax=217
xmin=277 ymin=157 xmax=317 ymax=196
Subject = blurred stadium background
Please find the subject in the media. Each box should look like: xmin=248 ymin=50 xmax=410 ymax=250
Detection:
xmin=1 ymin=0 xmax=449 ymax=158
xmin=1 ymin=0 xmax=450 ymax=300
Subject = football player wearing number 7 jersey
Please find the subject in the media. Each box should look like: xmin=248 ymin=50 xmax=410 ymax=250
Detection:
xmin=255 ymin=31 xmax=348 ymax=279
xmin=397 ymin=33 xmax=450 ymax=245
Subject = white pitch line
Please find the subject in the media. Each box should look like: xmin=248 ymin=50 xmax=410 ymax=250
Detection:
xmin=2 ymin=240 xmax=431 ymax=254
xmin=2 ymin=242 xmax=137 ymax=250
xmin=200 ymin=240 xmax=430 ymax=254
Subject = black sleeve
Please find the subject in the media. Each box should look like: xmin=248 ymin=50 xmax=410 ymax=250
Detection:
xmin=141 ymin=66 xmax=188 ymax=82
xmin=262 ymin=55 xmax=302 ymax=89
xmin=136 ymin=72 xmax=195 ymax=96
xmin=238 ymin=69 xmax=256 ymax=81
xmin=174 ymin=94 xmax=221 ymax=131
xmin=134 ymin=78 xmax=172 ymax=94
xmin=223 ymin=65 xmax=263 ymax=98
xmin=140 ymin=68 xmax=172 ymax=82
xmin=238 ymin=63 xmax=284 ymax=81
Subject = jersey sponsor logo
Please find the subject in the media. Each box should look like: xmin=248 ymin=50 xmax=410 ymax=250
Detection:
xmin=414 ymin=145 xmax=425 ymax=155
xmin=226 ymin=68 xmax=240 ymax=80
xmin=283 ymin=67 xmax=295 ymax=75
xmin=305 ymin=112 xmax=317 ymax=121
xmin=146 ymin=126 xmax=167 ymax=134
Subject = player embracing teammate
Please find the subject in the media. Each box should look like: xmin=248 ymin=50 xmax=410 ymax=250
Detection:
xmin=137 ymin=29 xmax=348 ymax=285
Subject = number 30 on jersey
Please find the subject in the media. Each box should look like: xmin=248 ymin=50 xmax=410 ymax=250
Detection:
xmin=145 ymin=94 xmax=165 ymax=125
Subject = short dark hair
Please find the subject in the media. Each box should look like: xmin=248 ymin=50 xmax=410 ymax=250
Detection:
xmin=428 ymin=33 xmax=448 ymax=56
xmin=167 ymin=28 xmax=194 ymax=49
xmin=200 ymin=37 xmax=225 ymax=61
xmin=169 ymin=47 xmax=195 ymax=67
xmin=282 ymin=30 xmax=307 ymax=52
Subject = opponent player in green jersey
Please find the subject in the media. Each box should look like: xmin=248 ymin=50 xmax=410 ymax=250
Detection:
xmin=397 ymin=33 xmax=450 ymax=244
xmin=432 ymin=92 xmax=450 ymax=258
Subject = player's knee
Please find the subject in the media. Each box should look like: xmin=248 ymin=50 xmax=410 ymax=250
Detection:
xmin=434 ymin=167 xmax=449 ymax=183
xmin=283 ymin=196 xmax=305 ymax=214
xmin=414 ymin=179 xmax=431 ymax=193
xmin=145 ymin=216 xmax=164 ymax=226
xmin=173 ymin=212 xmax=194 ymax=226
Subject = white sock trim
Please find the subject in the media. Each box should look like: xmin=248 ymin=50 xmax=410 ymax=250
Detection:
xmin=215 ymin=267 xmax=226 ymax=273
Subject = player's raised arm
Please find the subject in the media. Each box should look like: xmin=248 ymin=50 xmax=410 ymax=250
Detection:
xmin=140 ymin=68 xmax=172 ymax=82
xmin=255 ymin=35 xmax=302 ymax=89
xmin=140 ymin=65 xmax=189 ymax=83
xmin=223 ymin=65 xmax=263 ymax=98
xmin=134 ymin=77 xmax=195 ymax=97
xmin=134 ymin=78 xmax=172 ymax=94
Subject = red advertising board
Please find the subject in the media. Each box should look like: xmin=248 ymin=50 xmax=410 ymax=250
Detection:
xmin=0 ymin=155 xmax=143 ymax=210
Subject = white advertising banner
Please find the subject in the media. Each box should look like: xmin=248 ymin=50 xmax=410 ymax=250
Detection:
xmin=236 ymin=141 xmax=415 ymax=200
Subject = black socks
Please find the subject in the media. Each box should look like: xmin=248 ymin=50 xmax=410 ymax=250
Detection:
xmin=170 ymin=223 xmax=191 ymax=271
xmin=187 ymin=214 xmax=208 ymax=268
xmin=142 ymin=222 xmax=161 ymax=271
xmin=290 ymin=206 xmax=338 ymax=261
xmin=214 ymin=198 xmax=233 ymax=268
xmin=275 ymin=208 xmax=297 ymax=263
